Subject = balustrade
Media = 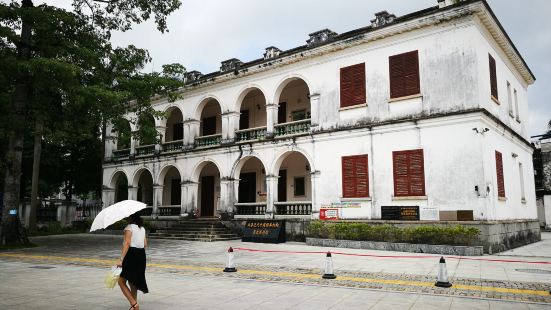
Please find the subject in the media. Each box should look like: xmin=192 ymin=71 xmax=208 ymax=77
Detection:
xmin=135 ymin=144 xmax=155 ymax=157
xmin=112 ymin=148 xmax=130 ymax=160
xmin=234 ymin=203 xmax=267 ymax=215
xmin=162 ymin=140 xmax=184 ymax=153
xmin=195 ymin=134 xmax=222 ymax=148
xmin=274 ymin=201 xmax=312 ymax=215
xmin=236 ymin=126 xmax=267 ymax=143
xmin=274 ymin=119 xmax=311 ymax=137
xmin=157 ymin=206 xmax=180 ymax=217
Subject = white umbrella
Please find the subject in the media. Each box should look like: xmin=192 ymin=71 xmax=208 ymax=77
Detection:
xmin=90 ymin=200 xmax=147 ymax=232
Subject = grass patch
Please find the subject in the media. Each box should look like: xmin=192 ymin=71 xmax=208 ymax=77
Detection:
xmin=306 ymin=220 xmax=480 ymax=246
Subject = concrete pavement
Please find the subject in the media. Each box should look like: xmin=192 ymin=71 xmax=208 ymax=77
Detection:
xmin=1 ymin=233 xmax=550 ymax=308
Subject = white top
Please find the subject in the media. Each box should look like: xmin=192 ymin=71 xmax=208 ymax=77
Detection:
xmin=124 ymin=224 xmax=146 ymax=248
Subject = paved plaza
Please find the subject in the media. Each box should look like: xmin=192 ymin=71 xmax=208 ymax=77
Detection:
xmin=1 ymin=233 xmax=551 ymax=309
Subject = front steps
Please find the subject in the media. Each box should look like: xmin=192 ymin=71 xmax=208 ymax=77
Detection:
xmin=148 ymin=219 xmax=240 ymax=242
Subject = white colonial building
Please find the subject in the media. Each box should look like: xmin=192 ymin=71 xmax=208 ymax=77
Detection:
xmin=102 ymin=0 xmax=536 ymax=223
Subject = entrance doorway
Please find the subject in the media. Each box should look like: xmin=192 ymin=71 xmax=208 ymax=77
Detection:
xmin=238 ymin=172 xmax=256 ymax=203
xmin=278 ymin=169 xmax=287 ymax=202
xmin=200 ymin=176 xmax=215 ymax=216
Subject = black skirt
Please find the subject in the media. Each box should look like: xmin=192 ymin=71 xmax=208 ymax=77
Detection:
xmin=120 ymin=247 xmax=149 ymax=293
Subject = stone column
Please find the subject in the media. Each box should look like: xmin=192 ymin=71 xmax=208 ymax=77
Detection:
xmin=222 ymin=112 xmax=240 ymax=144
xmin=102 ymin=189 xmax=115 ymax=209
xmin=181 ymin=182 xmax=199 ymax=214
xmin=128 ymin=186 xmax=138 ymax=201
xmin=104 ymin=135 xmax=117 ymax=161
xmin=219 ymin=178 xmax=236 ymax=214
xmin=265 ymin=175 xmax=279 ymax=219
xmin=266 ymin=102 xmax=278 ymax=138
xmin=309 ymin=93 xmax=320 ymax=131
xmin=184 ymin=119 xmax=200 ymax=149
xmin=130 ymin=130 xmax=138 ymax=157
xmin=310 ymin=171 xmax=320 ymax=220
xmin=155 ymin=125 xmax=167 ymax=153
xmin=152 ymin=185 xmax=164 ymax=218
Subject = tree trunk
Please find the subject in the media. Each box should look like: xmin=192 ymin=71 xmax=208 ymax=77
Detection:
xmin=28 ymin=119 xmax=44 ymax=233
xmin=1 ymin=0 xmax=34 ymax=246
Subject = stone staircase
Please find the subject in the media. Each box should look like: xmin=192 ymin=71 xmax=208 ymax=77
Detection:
xmin=148 ymin=219 xmax=240 ymax=242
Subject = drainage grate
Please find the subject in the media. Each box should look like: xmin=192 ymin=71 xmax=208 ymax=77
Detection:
xmin=29 ymin=266 xmax=56 ymax=269
xmin=515 ymin=268 xmax=551 ymax=274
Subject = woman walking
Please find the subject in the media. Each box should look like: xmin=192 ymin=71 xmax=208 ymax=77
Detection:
xmin=117 ymin=213 xmax=149 ymax=310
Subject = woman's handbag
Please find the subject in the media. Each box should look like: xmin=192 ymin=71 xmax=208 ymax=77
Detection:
xmin=104 ymin=266 xmax=122 ymax=289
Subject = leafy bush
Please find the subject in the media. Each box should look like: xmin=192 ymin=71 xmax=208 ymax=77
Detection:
xmin=306 ymin=221 xmax=480 ymax=246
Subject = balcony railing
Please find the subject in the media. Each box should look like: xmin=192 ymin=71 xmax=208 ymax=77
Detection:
xmin=274 ymin=119 xmax=311 ymax=137
xmin=236 ymin=126 xmax=267 ymax=143
xmin=112 ymin=148 xmax=131 ymax=160
xmin=135 ymin=144 xmax=155 ymax=157
xmin=162 ymin=140 xmax=183 ymax=153
xmin=195 ymin=133 xmax=222 ymax=148
xmin=274 ymin=201 xmax=312 ymax=215
xmin=157 ymin=205 xmax=181 ymax=216
xmin=235 ymin=203 xmax=267 ymax=215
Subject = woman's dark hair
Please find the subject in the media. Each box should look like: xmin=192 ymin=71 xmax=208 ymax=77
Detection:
xmin=128 ymin=213 xmax=144 ymax=227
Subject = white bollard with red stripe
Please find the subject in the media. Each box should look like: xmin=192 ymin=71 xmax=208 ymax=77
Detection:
xmin=223 ymin=247 xmax=237 ymax=272
xmin=434 ymin=256 xmax=452 ymax=287
xmin=322 ymin=251 xmax=337 ymax=279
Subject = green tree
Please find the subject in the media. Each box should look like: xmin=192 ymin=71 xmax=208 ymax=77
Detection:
xmin=0 ymin=0 xmax=184 ymax=245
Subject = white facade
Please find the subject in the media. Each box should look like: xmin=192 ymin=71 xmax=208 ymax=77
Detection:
xmin=102 ymin=0 xmax=536 ymax=221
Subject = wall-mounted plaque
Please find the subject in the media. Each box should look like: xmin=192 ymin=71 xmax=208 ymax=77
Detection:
xmin=381 ymin=206 xmax=420 ymax=221
xmin=242 ymin=220 xmax=285 ymax=243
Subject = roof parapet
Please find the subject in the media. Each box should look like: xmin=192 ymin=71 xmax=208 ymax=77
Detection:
xmin=264 ymin=46 xmax=281 ymax=60
xmin=306 ymin=29 xmax=337 ymax=47
xmin=220 ymin=58 xmax=243 ymax=72
xmin=371 ymin=11 xmax=396 ymax=28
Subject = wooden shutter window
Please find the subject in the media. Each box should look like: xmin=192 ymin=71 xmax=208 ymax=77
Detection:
xmin=340 ymin=63 xmax=366 ymax=108
xmin=489 ymin=54 xmax=498 ymax=100
xmin=392 ymin=149 xmax=425 ymax=197
xmin=342 ymin=155 xmax=369 ymax=198
xmin=495 ymin=151 xmax=505 ymax=198
xmin=389 ymin=50 xmax=420 ymax=99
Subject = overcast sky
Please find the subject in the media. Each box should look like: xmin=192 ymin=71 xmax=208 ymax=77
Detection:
xmin=39 ymin=0 xmax=551 ymax=137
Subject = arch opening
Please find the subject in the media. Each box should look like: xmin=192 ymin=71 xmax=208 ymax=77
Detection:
xmin=275 ymin=79 xmax=311 ymax=125
xmin=197 ymin=162 xmax=220 ymax=217
xmin=112 ymin=171 xmax=128 ymax=203
xmin=274 ymin=152 xmax=312 ymax=203
xmin=135 ymin=169 xmax=153 ymax=206
xmin=114 ymin=119 xmax=131 ymax=150
xmin=236 ymin=157 xmax=266 ymax=203
xmin=238 ymin=88 xmax=267 ymax=130
xmin=165 ymin=107 xmax=183 ymax=142
xmin=199 ymin=99 xmax=222 ymax=136
xmin=137 ymin=113 xmax=157 ymax=146
xmin=161 ymin=166 xmax=181 ymax=206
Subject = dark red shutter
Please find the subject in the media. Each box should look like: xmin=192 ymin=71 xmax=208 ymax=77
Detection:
xmin=342 ymin=155 xmax=369 ymax=198
xmin=495 ymin=151 xmax=505 ymax=198
xmin=489 ymin=54 xmax=498 ymax=100
xmin=340 ymin=63 xmax=366 ymax=108
xmin=389 ymin=50 xmax=420 ymax=99
xmin=393 ymin=149 xmax=425 ymax=197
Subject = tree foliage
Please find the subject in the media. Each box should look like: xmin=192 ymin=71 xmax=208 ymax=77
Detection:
xmin=0 ymin=0 xmax=184 ymax=244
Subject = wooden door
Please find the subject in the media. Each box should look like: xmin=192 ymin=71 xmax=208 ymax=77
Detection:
xmin=171 ymin=179 xmax=181 ymax=205
xmin=238 ymin=172 xmax=256 ymax=203
xmin=278 ymin=102 xmax=287 ymax=124
xmin=277 ymin=170 xmax=287 ymax=202
xmin=239 ymin=110 xmax=249 ymax=130
xmin=202 ymin=117 xmax=216 ymax=136
xmin=200 ymin=176 xmax=215 ymax=216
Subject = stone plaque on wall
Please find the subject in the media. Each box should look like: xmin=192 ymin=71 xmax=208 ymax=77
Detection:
xmin=381 ymin=206 xmax=420 ymax=221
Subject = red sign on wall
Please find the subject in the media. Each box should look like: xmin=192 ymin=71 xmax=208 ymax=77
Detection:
xmin=320 ymin=208 xmax=339 ymax=220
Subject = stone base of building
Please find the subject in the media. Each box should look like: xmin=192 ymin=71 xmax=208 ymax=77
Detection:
xmin=306 ymin=237 xmax=484 ymax=256
xmin=147 ymin=218 xmax=540 ymax=254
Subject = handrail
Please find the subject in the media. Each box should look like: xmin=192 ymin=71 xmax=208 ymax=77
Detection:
xmin=195 ymin=133 xmax=222 ymax=148
xmin=135 ymin=144 xmax=155 ymax=156
xmin=236 ymin=126 xmax=267 ymax=142
xmin=162 ymin=139 xmax=183 ymax=152
xmin=274 ymin=119 xmax=311 ymax=137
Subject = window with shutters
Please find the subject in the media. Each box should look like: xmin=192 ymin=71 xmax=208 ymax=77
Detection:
xmin=340 ymin=63 xmax=366 ymax=108
xmin=489 ymin=54 xmax=498 ymax=101
xmin=495 ymin=151 xmax=505 ymax=198
xmin=389 ymin=50 xmax=420 ymax=99
xmin=392 ymin=149 xmax=425 ymax=197
xmin=342 ymin=155 xmax=369 ymax=198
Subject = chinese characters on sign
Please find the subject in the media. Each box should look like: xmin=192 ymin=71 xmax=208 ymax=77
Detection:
xmin=320 ymin=208 xmax=339 ymax=220
xmin=381 ymin=206 xmax=420 ymax=220
xmin=242 ymin=220 xmax=285 ymax=243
